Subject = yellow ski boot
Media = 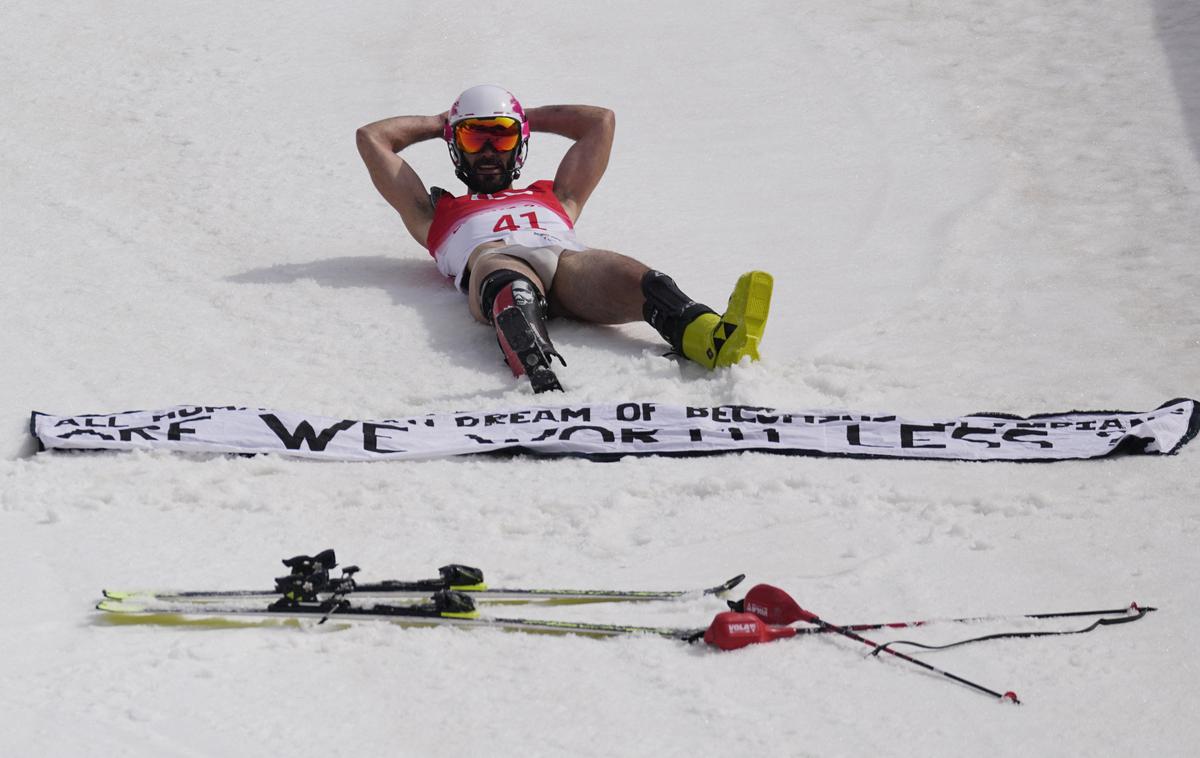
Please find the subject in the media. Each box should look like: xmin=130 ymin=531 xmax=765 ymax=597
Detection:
xmin=680 ymin=271 xmax=773 ymax=369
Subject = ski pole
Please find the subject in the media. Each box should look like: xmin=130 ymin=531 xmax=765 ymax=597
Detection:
xmin=730 ymin=589 xmax=1155 ymax=634
xmin=867 ymin=607 xmax=1154 ymax=655
xmin=723 ymin=584 xmax=1020 ymax=703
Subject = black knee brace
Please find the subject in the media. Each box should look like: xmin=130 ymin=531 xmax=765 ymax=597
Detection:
xmin=641 ymin=270 xmax=714 ymax=351
xmin=480 ymin=269 xmax=547 ymax=325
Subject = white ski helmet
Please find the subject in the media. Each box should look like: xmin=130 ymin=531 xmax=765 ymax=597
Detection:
xmin=443 ymin=84 xmax=530 ymax=185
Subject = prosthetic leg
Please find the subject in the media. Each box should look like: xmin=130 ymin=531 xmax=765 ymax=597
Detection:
xmin=480 ymin=271 xmax=566 ymax=394
xmin=643 ymin=270 xmax=773 ymax=369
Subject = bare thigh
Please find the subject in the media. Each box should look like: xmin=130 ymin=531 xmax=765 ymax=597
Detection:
xmin=548 ymin=249 xmax=650 ymax=324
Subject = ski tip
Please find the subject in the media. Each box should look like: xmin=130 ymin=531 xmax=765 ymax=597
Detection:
xmin=710 ymin=574 xmax=747 ymax=595
xmin=102 ymin=589 xmax=137 ymax=600
xmin=95 ymin=601 xmax=319 ymax=630
xmin=97 ymin=599 xmax=145 ymax=613
xmin=1001 ymin=691 xmax=1021 ymax=705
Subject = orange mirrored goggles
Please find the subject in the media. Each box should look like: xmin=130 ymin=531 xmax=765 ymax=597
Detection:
xmin=454 ymin=117 xmax=522 ymax=154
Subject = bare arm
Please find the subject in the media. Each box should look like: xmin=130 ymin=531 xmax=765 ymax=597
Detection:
xmin=355 ymin=113 xmax=445 ymax=248
xmin=526 ymin=105 xmax=615 ymax=223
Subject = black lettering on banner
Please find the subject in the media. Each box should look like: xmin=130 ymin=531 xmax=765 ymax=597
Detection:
xmin=532 ymin=410 xmax=558 ymax=423
xmin=1099 ymin=419 xmax=1124 ymax=431
xmin=482 ymin=412 xmax=536 ymax=426
xmin=152 ymin=410 xmax=177 ymax=422
xmin=729 ymin=406 xmax=767 ymax=423
xmin=757 ymin=408 xmax=780 ymax=424
xmin=86 ymin=417 xmax=126 ymax=428
xmin=846 ymin=424 xmax=889 ymax=448
xmin=168 ymin=416 xmax=209 ymax=441
xmin=733 ymin=406 xmax=763 ymax=423
xmin=259 ymin=414 xmax=356 ymax=451
xmin=690 ymin=429 xmax=703 ymax=442
xmin=727 ymin=427 xmax=744 ymax=441
xmin=56 ymin=428 xmax=115 ymax=441
xmin=951 ymin=424 xmax=1000 ymax=448
xmin=54 ymin=418 xmax=79 ymax=427
xmin=561 ymin=407 xmax=591 ymax=422
xmin=763 ymin=428 xmax=780 ymax=443
xmin=363 ymin=422 xmax=408 ymax=454
xmin=466 ymin=434 xmax=494 ymax=445
xmin=530 ymin=428 xmax=558 ymax=442
xmin=455 ymin=416 xmax=479 ymax=427
xmin=620 ymin=428 xmax=658 ymax=444
xmin=901 ymin=423 xmax=948 ymax=449
xmin=559 ymin=425 xmax=615 ymax=442
xmin=120 ymin=426 xmax=159 ymax=442
xmin=1002 ymin=428 xmax=1052 ymax=448
xmin=687 ymin=407 xmax=708 ymax=418
xmin=616 ymin=403 xmax=640 ymax=421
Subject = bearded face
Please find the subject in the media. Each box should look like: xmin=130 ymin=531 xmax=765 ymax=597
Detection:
xmin=461 ymin=146 xmax=516 ymax=194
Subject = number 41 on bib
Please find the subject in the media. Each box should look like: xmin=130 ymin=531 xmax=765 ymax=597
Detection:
xmin=493 ymin=212 xmax=542 ymax=232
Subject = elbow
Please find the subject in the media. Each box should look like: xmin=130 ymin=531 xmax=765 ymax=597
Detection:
xmin=355 ymin=126 xmax=373 ymax=153
xmin=355 ymin=126 xmax=386 ymax=161
xmin=599 ymin=108 xmax=616 ymax=132
xmin=592 ymin=108 xmax=615 ymax=141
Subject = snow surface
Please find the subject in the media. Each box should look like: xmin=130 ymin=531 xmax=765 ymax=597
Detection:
xmin=2 ymin=1 xmax=1199 ymax=755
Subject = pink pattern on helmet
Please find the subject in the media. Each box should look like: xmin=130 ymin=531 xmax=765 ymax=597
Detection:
xmin=509 ymin=97 xmax=530 ymax=138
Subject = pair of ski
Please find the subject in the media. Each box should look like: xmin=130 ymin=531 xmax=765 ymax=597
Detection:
xmin=98 ymin=550 xmax=745 ymax=639
xmin=97 ymin=550 xmax=1156 ymax=703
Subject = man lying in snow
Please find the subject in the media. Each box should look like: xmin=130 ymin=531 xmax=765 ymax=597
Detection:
xmin=356 ymin=84 xmax=773 ymax=392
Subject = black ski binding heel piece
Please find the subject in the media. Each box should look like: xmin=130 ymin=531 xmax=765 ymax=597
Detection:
xmin=273 ymin=549 xmax=359 ymax=603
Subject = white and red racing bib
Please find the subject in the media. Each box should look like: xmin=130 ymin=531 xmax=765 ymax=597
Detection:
xmin=426 ymin=180 xmax=586 ymax=284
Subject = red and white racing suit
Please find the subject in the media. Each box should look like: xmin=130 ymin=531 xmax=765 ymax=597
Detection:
xmin=425 ymin=180 xmax=587 ymax=291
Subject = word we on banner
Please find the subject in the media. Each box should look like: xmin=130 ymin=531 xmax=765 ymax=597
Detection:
xmin=30 ymin=399 xmax=1199 ymax=462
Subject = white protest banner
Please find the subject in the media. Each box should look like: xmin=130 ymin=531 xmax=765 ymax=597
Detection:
xmin=30 ymin=398 xmax=1199 ymax=462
